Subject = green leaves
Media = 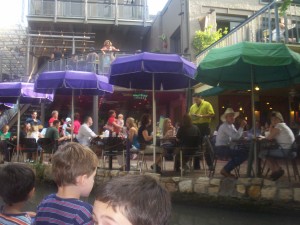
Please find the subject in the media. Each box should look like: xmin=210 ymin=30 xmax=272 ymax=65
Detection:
xmin=192 ymin=25 xmax=228 ymax=54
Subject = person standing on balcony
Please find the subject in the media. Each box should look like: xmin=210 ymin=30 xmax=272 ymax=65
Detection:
xmin=50 ymin=47 xmax=62 ymax=60
xmin=189 ymin=93 xmax=215 ymax=170
xmin=86 ymin=47 xmax=99 ymax=73
xmin=101 ymin=40 xmax=120 ymax=73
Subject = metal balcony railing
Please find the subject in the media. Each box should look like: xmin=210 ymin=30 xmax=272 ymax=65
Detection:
xmin=195 ymin=1 xmax=300 ymax=65
xmin=28 ymin=0 xmax=150 ymax=24
xmin=38 ymin=51 xmax=192 ymax=77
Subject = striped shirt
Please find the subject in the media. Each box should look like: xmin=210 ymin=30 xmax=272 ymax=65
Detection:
xmin=0 ymin=208 xmax=31 ymax=225
xmin=34 ymin=194 xmax=93 ymax=225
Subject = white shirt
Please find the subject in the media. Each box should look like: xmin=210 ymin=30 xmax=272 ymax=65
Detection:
xmin=274 ymin=123 xmax=295 ymax=149
xmin=215 ymin=122 xmax=244 ymax=146
xmin=77 ymin=123 xmax=97 ymax=146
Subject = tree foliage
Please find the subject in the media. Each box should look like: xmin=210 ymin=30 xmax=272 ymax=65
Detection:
xmin=192 ymin=26 xmax=228 ymax=54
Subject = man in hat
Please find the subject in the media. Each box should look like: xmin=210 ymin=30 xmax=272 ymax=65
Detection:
xmin=189 ymin=93 xmax=215 ymax=169
xmin=215 ymin=108 xmax=248 ymax=178
xmin=258 ymin=111 xmax=295 ymax=181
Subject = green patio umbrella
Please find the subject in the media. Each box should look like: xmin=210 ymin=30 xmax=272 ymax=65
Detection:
xmin=195 ymin=86 xmax=226 ymax=97
xmin=196 ymin=41 xmax=300 ymax=176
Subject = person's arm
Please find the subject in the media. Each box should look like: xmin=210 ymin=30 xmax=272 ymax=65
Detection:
xmin=266 ymin=125 xmax=280 ymax=140
xmin=128 ymin=127 xmax=135 ymax=142
xmin=111 ymin=46 xmax=120 ymax=51
xmin=142 ymin=129 xmax=153 ymax=142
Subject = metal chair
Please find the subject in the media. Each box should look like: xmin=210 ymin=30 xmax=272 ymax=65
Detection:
xmin=37 ymin=138 xmax=57 ymax=163
xmin=100 ymin=137 xmax=125 ymax=170
xmin=261 ymin=139 xmax=300 ymax=182
xmin=203 ymin=135 xmax=240 ymax=178
xmin=175 ymin=136 xmax=205 ymax=177
xmin=20 ymin=138 xmax=39 ymax=162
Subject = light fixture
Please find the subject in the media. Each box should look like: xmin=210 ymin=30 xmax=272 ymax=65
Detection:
xmin=239 ymin=107 xmax=243 ymax=111
xmin=254 ymin=86 xmax=260 ymax=91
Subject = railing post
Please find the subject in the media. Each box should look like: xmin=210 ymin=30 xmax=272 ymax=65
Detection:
xmin=85 ymin=0 xmax=88 ymax=23
xmin=54 ymin=0 xmax=57 ymax=22
xmin=274 ymin=2 xmax=280 ymax=42
xmin=115 ymin=0 xmax=118 ymax=26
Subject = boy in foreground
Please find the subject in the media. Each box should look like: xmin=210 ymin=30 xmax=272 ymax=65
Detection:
xmin=35 ymin=142 xmax=98 ymax=225
xmin=0 ymin=163 xmax=36 ymax=225
xmin=93 ymin=175 xmax=171 ymax=225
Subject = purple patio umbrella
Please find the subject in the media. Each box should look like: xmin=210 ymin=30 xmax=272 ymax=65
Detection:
xmin=109 ymin=52 xmax=197 ymax=170
xmin=0 ymin=82 xmax=54 ymax=160
xmin=34 ymin=71 xmax=114 ymax=139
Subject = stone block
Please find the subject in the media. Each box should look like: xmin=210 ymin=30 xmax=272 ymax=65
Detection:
xmin=261 ymin=187 xmax=277 ymax=200
xmin=251 ymin=178 xmax=263 ymax=185
xmin=165 ymin=182 xmax=178 ymax=193
xmin=219 ymin=178 xmax=236 ymax=197
xmin=195 ymin=177 xmax=210 ymax=184
xmin=110 ymin=170 xmax=120 ymax=177
xmin=263 ymin=179 xmax=276 ymax=186
xmin=194 ymin=183 xmax=207 ymax=194
xmin=178 ymin=179 xmax=193 ymax=193
xmin=144 ymin=172 xmax=161 ymax=181
xmin=172 ymin=177 xmax=181 ymax=182
xmin=236 ymin=184 xmax=246 ymax=195
xmin=208 ymin=186 xmax=219 ymax=196
xmin=237 ymin=178 xmax=251 ymax=185
xmin=278 ymin=188 xmax=293 ymax=201
xmin=247 ymin=185 xmax=261 ymax=199
xmin=210 ymin=178 xmax=221 ymax=186
xmin=293 ymin=188 xmax=300 ymax=202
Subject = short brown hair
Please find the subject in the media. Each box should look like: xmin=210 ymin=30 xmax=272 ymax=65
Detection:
xmin=95 ymin=175 xmax=171 ymax=225
xmin=52 ymin=142 xmax=98 ymax=186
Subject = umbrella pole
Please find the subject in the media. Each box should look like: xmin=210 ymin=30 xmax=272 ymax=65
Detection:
xmin=152 ymin=74 xmax=156 ymax=172
xmin=16 ymin=98 xmax=20 ymax=162
xmin=251 ymin=65 xmax=257 ymax=177
xmin=71 ymin=89 xmax=74 ymax=142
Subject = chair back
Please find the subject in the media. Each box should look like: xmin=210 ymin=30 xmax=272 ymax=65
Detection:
xmin=179 ymin=135 xmax=200 ymax=148
xmin=37 ymin=138 xmax=56 ymax=153
xmin=22 ymin=138 xmax=38 ymax=152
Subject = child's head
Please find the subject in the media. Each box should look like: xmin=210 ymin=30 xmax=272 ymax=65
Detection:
xmin=118 ymin=114 xmax=124 ymax=120
xmin=0 ymin=164 xmax=35 ymax=206
xmin=52 ymin=142 xmax=98 ymax=196
xmin=93 ymin=175 xmax=171 ymax=225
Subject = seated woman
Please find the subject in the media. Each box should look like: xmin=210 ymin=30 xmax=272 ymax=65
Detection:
xmin=137 ymin=113 xmax=163 ymax=173
xmin=215 ymin=108 xmax=248 ymax=178
xmin=259 ymin=111 xmax=295 ymax=181
xmin=175 ymin=114 xmax=201 ymax=172
xmin=126 ymin=117 xmax=140 ymax=159
xmin=160 ymin=118 xmax=176 ymax=150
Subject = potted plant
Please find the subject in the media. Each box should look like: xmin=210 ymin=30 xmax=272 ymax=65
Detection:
xmin=159 ymin=34 xmax=168 ymax=49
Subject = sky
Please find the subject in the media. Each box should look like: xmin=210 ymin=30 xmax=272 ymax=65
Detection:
xmin=148 ymin=0 xmax=168 ymax=15
xmin=0 ymin=0 xmax=168 ymax=27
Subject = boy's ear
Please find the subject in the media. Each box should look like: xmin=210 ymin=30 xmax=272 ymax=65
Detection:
xmin=76 ymin=174 xmax=88 ymax=185
xmin=28 ymin=187 xmax=35 ymax=199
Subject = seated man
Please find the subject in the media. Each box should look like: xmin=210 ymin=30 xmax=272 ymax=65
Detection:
xmin=77 ymin=116 xmax=98 ymax=146
xmin=259 ymin=111 xmax=295 ymax=181
xmin=44 ymin=120 xmax=69 ymax=146
xmin=215 ymin=108 xmax=248 ymax=178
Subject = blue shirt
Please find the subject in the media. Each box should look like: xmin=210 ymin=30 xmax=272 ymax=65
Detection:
xmin=35 ymin=194 xmax=93 ymax=225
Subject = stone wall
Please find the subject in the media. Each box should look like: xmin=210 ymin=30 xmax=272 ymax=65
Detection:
xmin=32 ymin=164 xmax=300 ymax=207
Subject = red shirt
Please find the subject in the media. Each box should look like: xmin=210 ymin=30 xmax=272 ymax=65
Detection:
xmin=107 ymin=116 xmax=120 ymax=134
xmin=48 ymin=117 xmax=56 ymax=126
xmin=73 ymin=120 xmax=81 ymax=135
